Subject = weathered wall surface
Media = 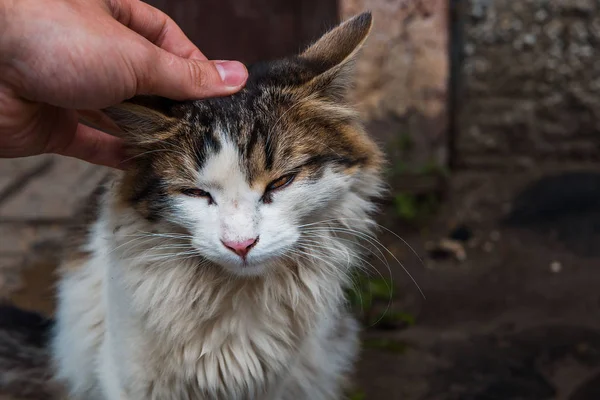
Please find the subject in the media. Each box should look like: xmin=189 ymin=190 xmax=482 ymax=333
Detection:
xmin=458 ymin=0 xmax=600 ymax=169
xmin=342 ymin=0 xmax=450 ymax=171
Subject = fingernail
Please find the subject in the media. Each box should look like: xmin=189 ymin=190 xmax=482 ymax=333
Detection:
xmin=215 ymin=61 xmax=247 ymax=87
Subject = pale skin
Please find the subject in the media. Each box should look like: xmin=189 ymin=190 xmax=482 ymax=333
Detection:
xmin=0 ymin=0 xmax=248 ymax=168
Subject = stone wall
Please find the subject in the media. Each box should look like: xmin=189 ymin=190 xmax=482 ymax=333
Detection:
xmin=342 ymin=0 xmax=450 ymax=171
xmin=458 ymin=0 xmax=600 ymax=169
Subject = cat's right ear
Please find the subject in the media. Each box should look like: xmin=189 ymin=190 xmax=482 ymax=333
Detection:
xmin=296 ymin=12 xmax=372 ymax=100
xmin=99 ymin=96 xmax=181 ymax=147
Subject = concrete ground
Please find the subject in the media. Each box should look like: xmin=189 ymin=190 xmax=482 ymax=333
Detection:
xmin=1 ymin=156 xmax=599 ymax=399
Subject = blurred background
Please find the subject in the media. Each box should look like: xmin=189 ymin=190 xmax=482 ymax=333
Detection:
xmin=1 ymin=0 xmax=599 ymax=399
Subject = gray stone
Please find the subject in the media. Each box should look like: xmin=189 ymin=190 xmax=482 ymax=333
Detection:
xmin=458 ymin=0 xmax=600 ymax=169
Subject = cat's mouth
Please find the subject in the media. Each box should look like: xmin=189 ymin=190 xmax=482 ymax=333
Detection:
xmin=191 ymin=237 xmax=298 ymax=277
xmin=221 ymin=258 xmax=270 ymax=277
xmin=201 ymin=252 xmax=276 ymax=277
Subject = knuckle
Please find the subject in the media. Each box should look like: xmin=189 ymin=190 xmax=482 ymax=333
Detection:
xmin=188 ymin=61 xmax=209 ymax=90
xmin=133 ymin=47 xmax=158 ymax=95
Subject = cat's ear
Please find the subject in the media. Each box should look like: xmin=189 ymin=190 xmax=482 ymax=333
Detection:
xmin=100 ymin=96 xmax=181 ymax=147
xmin=298 ymin=12 xmax=372 ymax=99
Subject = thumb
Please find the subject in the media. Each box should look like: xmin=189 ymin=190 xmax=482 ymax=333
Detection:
xmin=136 ymin=49 xmax=248 ymax=100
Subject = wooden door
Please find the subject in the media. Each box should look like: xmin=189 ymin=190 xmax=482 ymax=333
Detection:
xmin=145 ymin=0 xmax=339 ymax=63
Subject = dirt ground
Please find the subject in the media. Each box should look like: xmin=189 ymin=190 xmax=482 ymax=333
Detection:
xmin=354 ymin=169 xmax=600 ymax=400
xmin=1 ymin=157 xmax=599 ymax=399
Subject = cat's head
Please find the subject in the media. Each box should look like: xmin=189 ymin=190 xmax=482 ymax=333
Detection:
xmin=105 ymin=13 xmax=383 ymax=276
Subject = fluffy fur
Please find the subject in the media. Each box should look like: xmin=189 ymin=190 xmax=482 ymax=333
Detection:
xmin=52 ymin=13 xmax=383 ymax=400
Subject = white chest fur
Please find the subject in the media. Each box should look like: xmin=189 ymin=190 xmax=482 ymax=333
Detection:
xmin=52 ymin=210 xmax=358 ymax=400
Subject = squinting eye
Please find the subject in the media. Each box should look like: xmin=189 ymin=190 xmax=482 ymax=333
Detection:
xmin=181 ymin=188 xmax=214 ymax=204
xmin=266 ymin=173 xmax=296 ymax=192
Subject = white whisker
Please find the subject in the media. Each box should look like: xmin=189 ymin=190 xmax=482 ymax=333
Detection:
xmin=301 ymin=226 xmax=425 ymax=299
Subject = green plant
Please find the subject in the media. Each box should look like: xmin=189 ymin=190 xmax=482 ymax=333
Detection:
xmin=346 ymin=272 xmax=416 ymax=329
xmin=348 ymin=389 xmax=366 ymax=400
xmin=363 ymin=338 xmax=409 ymax=354
xmin=393 ymin=193 xmax=440 ymax=222
xmin=397 ymin=133 xmax=414 ymax=152
xmin=393 ymin=194 xmax=418 ymax=220
xmin=380 ymin=311 xmax=416 ymax=327
xmin=346 ymin=274 xmax=393 ymax=312
xmin=418 ymin=160 xmax=450 ymax=177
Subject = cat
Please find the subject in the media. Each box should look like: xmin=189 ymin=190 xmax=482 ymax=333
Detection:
xmin=47 ymin=12 xmax=383 ymax=400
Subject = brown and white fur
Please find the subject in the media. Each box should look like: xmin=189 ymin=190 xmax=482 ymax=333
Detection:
xmin=51 ymin=13 xmax=383 ymax=400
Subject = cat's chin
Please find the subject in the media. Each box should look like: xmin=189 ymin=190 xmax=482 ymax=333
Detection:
xmin=207 ymin=250 xmax=291 ymax=278
xmin=219 ymin=261 xmax=269 ymax=278
xmin=204 ymin=254 xmax=276 ymax=277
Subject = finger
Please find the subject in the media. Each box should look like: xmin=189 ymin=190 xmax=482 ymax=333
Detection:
xmin=77 ymin=109 xmax=122 ymax=137
xmin=113 ymin=0 xmax=206 ymax=60
xmin=53 ymin=124 xmax=127 ymax=169
xmin=135 ymin=49 xmax=248 ymax=100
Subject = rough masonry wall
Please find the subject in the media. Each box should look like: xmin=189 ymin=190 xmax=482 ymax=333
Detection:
xmin=458 ymin=0 xmax=600 ymax=169
xmin=342 ymin=0 xmax=449 ymax=171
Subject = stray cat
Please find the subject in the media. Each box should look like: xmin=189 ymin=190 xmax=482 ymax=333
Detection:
xmin=49 ymin=12 xmax=383 ymax=400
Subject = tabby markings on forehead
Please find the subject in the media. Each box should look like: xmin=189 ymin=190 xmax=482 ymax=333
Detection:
xmin=198 ymin=139 xmax=249 ymax=192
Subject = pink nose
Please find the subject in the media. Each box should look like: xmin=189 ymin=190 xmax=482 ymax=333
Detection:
xmin=221 ymin=237 xmax=259 ymax=258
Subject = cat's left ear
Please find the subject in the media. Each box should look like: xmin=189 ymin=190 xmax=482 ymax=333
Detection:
xmin=299 ymin=12 xmax=372 ymax=100
xmin=99 ymin=96 xmax=182 ymax=148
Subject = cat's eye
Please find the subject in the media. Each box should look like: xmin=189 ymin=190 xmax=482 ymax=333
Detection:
xmin=266 ymin=174 xmax=296 ymax=192
xmin=181 ymin=188 xmax=214 ymax=204
xmin=262 ymin=173 xmax=297 ymax=204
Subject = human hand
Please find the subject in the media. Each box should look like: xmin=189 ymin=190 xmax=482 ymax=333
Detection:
xmin=0 ymin=0 xmax=248 ymax=168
